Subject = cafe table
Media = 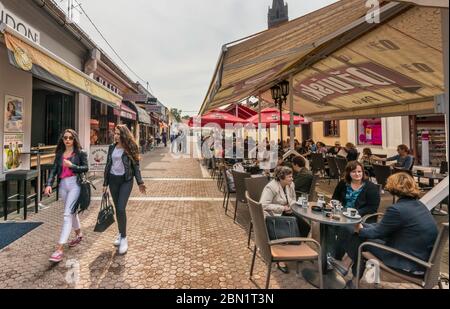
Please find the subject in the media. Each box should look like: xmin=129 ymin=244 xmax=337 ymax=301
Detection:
xmin=292 ymin=202 xmax=362 ymax=289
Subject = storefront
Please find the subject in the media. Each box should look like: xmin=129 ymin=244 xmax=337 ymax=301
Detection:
xmin=115 ymin=102 xmax=137 ymax=137
xmin=410 ymin=114 xmax=447 ymax=167
xmin=0 ymin=0 xmax=121 ymax=177
xmin=90 ymin=99 xmax=117 ymax=146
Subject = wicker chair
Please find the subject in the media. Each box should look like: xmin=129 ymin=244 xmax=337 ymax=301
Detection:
xmin=355 ymin=214 xmax=448 ymax=289
xmin=246 ymin=192 xmax=323 ymax=289
xmin=245 ymin=176 xmax=270 ymax=249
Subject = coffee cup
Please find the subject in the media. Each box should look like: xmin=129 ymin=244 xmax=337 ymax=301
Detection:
xmin=348 ymin=208 xmax=357 ymax=217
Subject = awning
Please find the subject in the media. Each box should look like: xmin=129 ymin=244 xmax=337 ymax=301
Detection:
xmin=135 ymin=105 xmax=151 ymax=125
xmin=260 ymin=5 xmax=444 ymax=121
xmin=0 ymin=24 xmax=122 ymax=109
xmin=200 ymin=1 xmax=445 ymax=121
xmin=200 ymin=0 xmax=409 ymax=114
xmin=114 ymin=103 xmax=137 ymax=120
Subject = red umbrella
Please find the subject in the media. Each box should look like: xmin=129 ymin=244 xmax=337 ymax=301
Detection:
xmin=188 ymin=110 xmax=248 ymax=128
xmin=246 ymin=108 xmax=304 ymax=126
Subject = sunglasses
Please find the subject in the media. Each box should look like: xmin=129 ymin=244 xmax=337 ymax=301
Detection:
xmin=63 ymin=136 xmax=74 ymax=141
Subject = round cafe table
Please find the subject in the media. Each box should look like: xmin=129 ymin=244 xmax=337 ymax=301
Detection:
xmin=292 ymin=202 xmax=362 ymax=289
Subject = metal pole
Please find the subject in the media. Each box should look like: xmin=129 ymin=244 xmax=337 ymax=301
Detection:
xmin=279 ymin=99 xmax=283 ymax=150
xmin=37 ymin=151 xmax=41 ymax=203
xmin=442 ymin=8 xmax=449 ymax=166
xmin=289 ymin=74 xmax=295 ymax=151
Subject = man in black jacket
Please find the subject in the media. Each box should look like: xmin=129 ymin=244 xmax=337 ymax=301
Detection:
xmin=292 ymin=156 xmax=313 ymax=194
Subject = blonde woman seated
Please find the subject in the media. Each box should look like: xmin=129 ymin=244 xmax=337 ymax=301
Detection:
xmin=260 ymin=166 xmax=311 ymax=273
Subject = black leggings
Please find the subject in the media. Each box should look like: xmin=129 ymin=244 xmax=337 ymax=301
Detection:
xmin=109 ymin=175 xmax=133 ymax=238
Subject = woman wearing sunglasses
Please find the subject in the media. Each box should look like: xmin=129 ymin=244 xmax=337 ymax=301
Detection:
xmin=44 ymin=129 xmax=89 ymax=263
xmin=103 ymin=125 xmax=147 ymax=255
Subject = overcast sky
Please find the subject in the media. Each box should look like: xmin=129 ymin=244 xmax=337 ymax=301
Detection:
xmin=61 ymin=0 xmax=338 ymax=116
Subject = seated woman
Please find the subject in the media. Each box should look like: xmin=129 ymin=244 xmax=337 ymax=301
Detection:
xmin=332 ymin=161 xmax=381 ymax=218
xmin=260 ymin=166 xmax=311 ymax=273
xmin=360 ymin=148 xmax=383 ymax=177
xmin=331 ymin=161 xmax=380 ymax=262
xmin=335 ymin=173 xmax=438 ymax=287
xmin=345 ymin=143 xmax=359 ymax=162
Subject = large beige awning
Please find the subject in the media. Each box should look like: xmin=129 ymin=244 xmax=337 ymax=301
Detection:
xmin=260 ymin=5 xmax=444 ymax=121
xmin=201 ymin=0 xmax=385 ymax=114
xmin=392 ymin=0 xmax=448 ymax=8
xmin=201 ymin=0 xmax=445 ymax=121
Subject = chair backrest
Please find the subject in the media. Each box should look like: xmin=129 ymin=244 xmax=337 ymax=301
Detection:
xmin=440 ymin=161 xmax=448 ymax=175
xmin=245 ymin=192 xmax=272 ymax=264
xmin=327 ymin=156 xmax=340 ymax=179
xmin=222 ymin=168 xmax=234 ymax=193
xmin=308 ymin=175 xmax=319 ymax=202
xmin=392 ymin=167 xmax=413 ymax=176
xmin=245 ymin=177 xmax=270 ymax=202
xmin=424 ymin=223 xmax=449 ymax=289
xmin=232 ymin=170 xmax=251 ymax=203
xmin=335 ymin=156 xmax=348 ymax=176
xmin=372 ymin=164 xmax=392 ymax=188
xmin=409 ymin=157 xmax=415 ymax=171
xmin=310 ymin=153 xmax=326 ymax=173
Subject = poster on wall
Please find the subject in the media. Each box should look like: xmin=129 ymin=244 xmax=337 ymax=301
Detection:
xmin=89 ymin=145 xmax=109 ymax=172
xmin=3 ymin=133 xmax=24 ymax=172
xmin=4 ymin=95 xmax=24 ymax=132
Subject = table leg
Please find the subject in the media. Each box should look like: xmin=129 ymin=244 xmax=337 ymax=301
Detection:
xmin=301 ymin=224 xmax=346 ymax=289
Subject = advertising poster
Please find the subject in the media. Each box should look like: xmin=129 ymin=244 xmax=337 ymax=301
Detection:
xmin=4 ymin=95 xmax=24 ymax=132
xmin=89 ymin=145 xmax=109 ymax=172
xmin=3 ymin=133 xmax=24 ymax=172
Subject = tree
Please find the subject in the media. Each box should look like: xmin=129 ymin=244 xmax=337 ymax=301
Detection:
xmin=171 ymin=108 xmax=182 ymax=122
xmin=182 ymin=115 xmax=190 ymax=120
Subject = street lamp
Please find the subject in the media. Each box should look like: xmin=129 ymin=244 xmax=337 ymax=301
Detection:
xmin=271 ymin=81 xmax=290 ymax=150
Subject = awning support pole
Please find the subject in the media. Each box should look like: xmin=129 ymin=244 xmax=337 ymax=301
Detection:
xmin=289 ymin=74 xmax=295 ymax=151
xmin=442 ymin=8 xmax=449 ymax=167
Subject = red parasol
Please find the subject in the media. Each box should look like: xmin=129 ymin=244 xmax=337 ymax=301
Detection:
xmin=188 ymin=110 xmax=248 ymax=129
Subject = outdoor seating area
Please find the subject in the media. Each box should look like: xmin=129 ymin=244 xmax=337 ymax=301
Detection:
xmin=200 ymin=141 xmax=449 ymax=289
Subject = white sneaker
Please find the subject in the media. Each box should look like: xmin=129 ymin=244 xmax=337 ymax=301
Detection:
xmin=113 ymin=234 xmax=121 ymax=247
xmin=119 ymin=237 xmax=128 ymax=255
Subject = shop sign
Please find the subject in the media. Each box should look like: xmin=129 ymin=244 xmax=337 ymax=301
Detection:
xmin=146 ymin=105 xmax=163 ymax=114
xmin=0 ymin=2 xmax=40 ymax=44
xmin=3 ymin=133 xmax=24 ymax=172
xmin=89 ymin=145 xmax=109 ymax=172
xmin=123 ymin=93 xmax=148 ymax=102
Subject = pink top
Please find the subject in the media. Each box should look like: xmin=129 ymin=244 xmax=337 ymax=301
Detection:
xmin=60 ymin=154 xmax=75 ymax=179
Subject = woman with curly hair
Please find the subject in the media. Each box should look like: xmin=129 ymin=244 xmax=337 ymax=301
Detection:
xmin=103 ymin=125 xmax=147 ymax=254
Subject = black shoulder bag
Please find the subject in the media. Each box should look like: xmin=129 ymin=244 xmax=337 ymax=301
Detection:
xmin=72 ymin=173 xmax=96 ymax=214
xmin=94 ymin=192 xmax=116 ymax=233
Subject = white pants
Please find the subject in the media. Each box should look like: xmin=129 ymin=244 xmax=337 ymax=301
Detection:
xmin=58 ymin=177 xmax=81 ymax=245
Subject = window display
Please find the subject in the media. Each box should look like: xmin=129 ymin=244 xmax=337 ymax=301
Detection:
xmin=357 ymin=118 xmax=382 ymax=146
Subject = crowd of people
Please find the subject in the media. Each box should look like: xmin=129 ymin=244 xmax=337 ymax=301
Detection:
xmin=253 ymin=141 xmax=437 ymax=288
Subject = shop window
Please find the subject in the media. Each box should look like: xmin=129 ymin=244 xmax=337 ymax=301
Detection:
xmin=357 ymin=118 xmax=382 ymax=146
xmin=90 ymin=100 xmax=116 ymax=145
xmin=323 ymin=120 xmax=340 ymax=137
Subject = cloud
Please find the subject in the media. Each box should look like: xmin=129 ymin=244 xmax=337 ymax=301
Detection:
xmin=72 ymin=0 xmax=338 ymax=115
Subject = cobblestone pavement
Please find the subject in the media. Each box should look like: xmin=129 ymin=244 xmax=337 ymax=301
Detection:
xmin=0 ymin=143 xmax=447 ymax=289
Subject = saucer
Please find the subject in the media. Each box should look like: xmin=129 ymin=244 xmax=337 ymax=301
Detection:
xmin=343 ymin=212 xmax=361 ymax=220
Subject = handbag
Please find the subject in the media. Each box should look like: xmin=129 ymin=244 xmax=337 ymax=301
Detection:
xmin=72 ymin=173 xmax=96 ymax=214
xmin=94 ymin=192 xmax=115 ymax=233
xmin=265 ymin=216 xmax=300 ymax=244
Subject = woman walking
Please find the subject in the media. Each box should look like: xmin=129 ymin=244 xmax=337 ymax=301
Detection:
xmin=45 ymin=129 xmax=88 ymax=263
xmin=103 ymin=125 xmax=147 ymax=255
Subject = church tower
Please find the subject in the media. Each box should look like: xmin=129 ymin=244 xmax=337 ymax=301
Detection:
xmin=268 ymin=0 xmax=289 ymax=29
